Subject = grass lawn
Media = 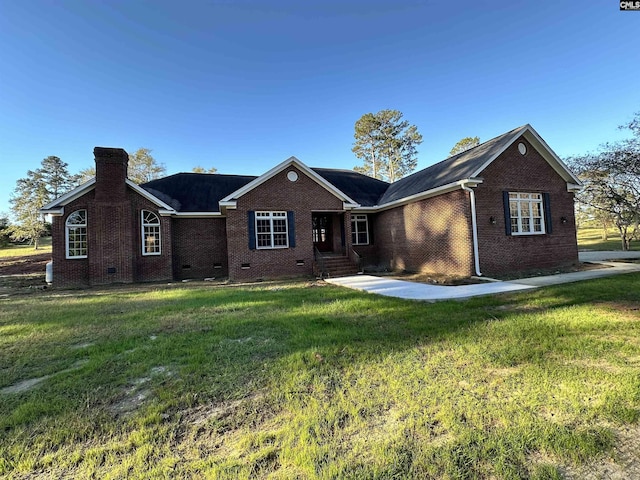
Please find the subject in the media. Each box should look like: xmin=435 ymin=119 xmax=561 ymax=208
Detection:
xmin=577 ymin=227 xmax=639 ymax=251
xmin=0 ymin=237 xmax=52 ymax=258
xmin=2 ymin=276 xmax=640 ymax=479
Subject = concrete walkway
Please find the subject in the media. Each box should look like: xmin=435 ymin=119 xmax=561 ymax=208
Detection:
xmin=325 ymin=275 xmax=537 ymax=301
xmin=325 ymin=251 xmax=640 ymax=301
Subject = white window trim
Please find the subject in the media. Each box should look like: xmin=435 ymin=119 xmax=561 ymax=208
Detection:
xmin=351 ymin=214 xmax=370 ymax=245
xmin=65 ymin=210 xmax=87 ymax=259
xmin=509 ymin=192 xmax=546 ymax=236
xmin=255 ymin=211 xmax=289 ymax=249
xmin=141 ymin=210 xmax=162 ymax=256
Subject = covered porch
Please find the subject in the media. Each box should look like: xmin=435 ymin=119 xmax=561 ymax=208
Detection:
xmin=311 ymin=211 xmax=360 ymax=277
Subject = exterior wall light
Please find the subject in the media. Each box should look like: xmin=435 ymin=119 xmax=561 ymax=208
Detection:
xmin=561 ymin=216 xmax=568 ymax=224
xmin=489 ymin=216 xmax=497 ymax=225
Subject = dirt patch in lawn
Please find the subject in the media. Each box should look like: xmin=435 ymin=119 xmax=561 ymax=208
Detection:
xmin=108 ymin=367 xmax=174 ymax=416
xmin=1 ymin=360 xmax=88 ymax=395
xmin=596 ymin=301 xmax=640 ymax=314
xmin=0 ymin=253 xmax=50 ymax=295
xmin=558 ymin=424 xmax=640 ymax=479
xmin=182 ymin=398 xmax=246 ymax=426
xmin=0 ymin=252 xmax=51 ymax=276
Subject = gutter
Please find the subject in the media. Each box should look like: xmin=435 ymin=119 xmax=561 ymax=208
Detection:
xmin=461 ymin=184 xmax=482 ymax=277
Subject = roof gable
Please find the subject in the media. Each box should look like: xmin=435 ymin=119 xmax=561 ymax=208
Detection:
xmin=41 ymin=177 xmax=178 ymax=215
xmin=502 ymin=126 xmax=582 ymax=187
xmin=41 ymin=178 xmax=97 ymax=214
xmin=220 ymin=156 xmax=359 ymax=208
xmin=378 ymin=124 xmax=581 ymax=206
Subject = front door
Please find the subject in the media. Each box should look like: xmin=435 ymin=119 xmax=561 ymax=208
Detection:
xmin=312 ymin=214 xmax=333 ymax=252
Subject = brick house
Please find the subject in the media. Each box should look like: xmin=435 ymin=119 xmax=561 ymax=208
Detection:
xmin=42 ymin=124 xmax=581 ymax=287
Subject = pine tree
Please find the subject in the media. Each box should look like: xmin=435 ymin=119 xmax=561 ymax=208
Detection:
xmin=40 ymin=156 xmax=81 ymax=198
xmin=7 ymin=169 xmax=49 ymax=249
xmin=352 ymin=110 xmax=423 ymax=182
xmin=7 ymin=156 xmax=79 ymax=249
xmin=449 ymin=136 xmax=480 ymax=156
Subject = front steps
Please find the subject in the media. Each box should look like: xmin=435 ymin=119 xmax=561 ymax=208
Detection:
xmin=314 ymin=253 xmax=359 ymax=278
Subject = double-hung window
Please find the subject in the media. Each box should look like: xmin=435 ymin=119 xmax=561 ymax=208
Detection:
xmin=66 ymin=210 xmax=87 ymax=259
xmin=142 ymin=210 xmax=161 ymax=255
xmin=256 ymin=211 xmax=288 ymax=249
xmin=508 ymin=192 xmax=545 ymax=235
xmin=351 ymin=214 xmax=369 ymax=245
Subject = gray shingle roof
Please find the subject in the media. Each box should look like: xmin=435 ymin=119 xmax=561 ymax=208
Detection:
xmin=142 ymin=173 xmax=256 ymax=212
xmin=312 ymin=168 xmax=389 ymax=207
xmin=378 ymin=125 xmax=526 ymax=205
xmin=140 ymin=125 xmax=530 ymax=212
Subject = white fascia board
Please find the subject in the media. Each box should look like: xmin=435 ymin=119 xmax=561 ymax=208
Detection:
xmin=521 ymin=128 xmax=583 ymax=186
xmin=220 ymin=157 xmax=300 ymax=202
xmin=355 ymin=178 xmax=484 ymax=213
xmin=343 ymin=202 xmax=360 ymax=209
xmin=40 ymin=178 xmax=96 ymax=211
xmin=469 ymin=124 xmax=583 ymax=187
xmin=125 ymin=179 xmax=177 ymax=212
xmin=171 ymin=212 xmax=224 ymax=218
xmin=567 ymin=183 xmax=582 ymax=192
xmin=218 ymin=202 xmax=235 ymax=216
xmin=469 ymin=127 xmax=527 ymax=178
xmin=351 ymin=206 xmax=378 ymax=213
xmin=219 ymin=156 xmax=359 ymax=206
xmin=41 ymin=207 xmax=64 ymax=216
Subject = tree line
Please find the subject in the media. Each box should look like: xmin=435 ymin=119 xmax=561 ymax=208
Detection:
xmin=1 ymin=149 xmax=217 ymax=249
xmin=1 ymin=110 xmax=478 ymax=249
xmin=3 ymin=108 xmax=639 ymax=251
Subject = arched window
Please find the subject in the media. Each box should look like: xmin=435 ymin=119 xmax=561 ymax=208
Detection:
xmin=141 ymin=210 xmax=161 ymax=255
xmin=66 ymin=210 xmax=87 ymax=259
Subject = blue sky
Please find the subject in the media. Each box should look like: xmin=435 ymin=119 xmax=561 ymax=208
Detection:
xmin=1 ymin=0 xmax=638 ymax=216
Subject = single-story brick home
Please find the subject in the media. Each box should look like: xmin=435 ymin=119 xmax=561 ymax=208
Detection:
xmin=42 ymin=124 xmax=582 ymax=287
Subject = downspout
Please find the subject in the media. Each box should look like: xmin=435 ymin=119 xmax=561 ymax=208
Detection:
xmin=461 ymin=184 xmax=482 ymax=277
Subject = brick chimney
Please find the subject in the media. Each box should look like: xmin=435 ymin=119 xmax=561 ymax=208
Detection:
xmin=94 ymin=147 xmax=129 ymax=202
xmin=90 ymin=146 xmax=134 ymax=285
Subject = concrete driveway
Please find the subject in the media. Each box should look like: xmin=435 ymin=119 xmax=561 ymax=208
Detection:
xmin=326 ymin=251 xmax=640 ymax=301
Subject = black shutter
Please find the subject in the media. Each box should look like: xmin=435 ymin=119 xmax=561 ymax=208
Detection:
xmin=341 ymin=215 xmax=346 ymax=247
xmin=248 ymin=211 xmax=256 ymax=250
xmin=543 ymin=193 xmax=552 ymax=234
xmin=287 ymin=211 xmax=295 ymax=247
xmin=367 ymin=215 xmax=373 ymax=244
xmin=502 ymin=191 xmax=512 ymax=235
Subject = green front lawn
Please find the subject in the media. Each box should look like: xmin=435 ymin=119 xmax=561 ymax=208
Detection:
xmin=2 ymin=277 xmax=640 ymax=479
xmin=577 ymin=227 xmax=638 ymax=251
